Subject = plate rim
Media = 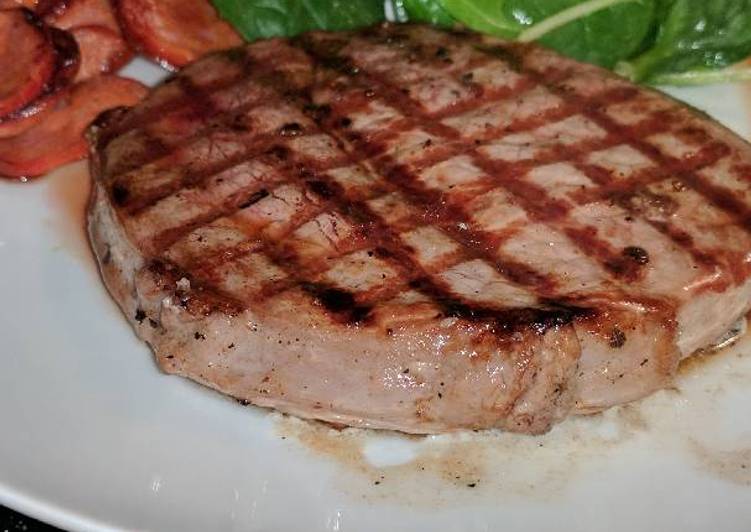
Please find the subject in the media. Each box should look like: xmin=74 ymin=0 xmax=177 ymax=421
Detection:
xmin=0 ymin=483 xmax=119 ymax=532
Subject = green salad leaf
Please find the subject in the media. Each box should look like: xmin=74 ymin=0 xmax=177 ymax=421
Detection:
xmin=508 ymin=0 xmax=655 ymax=67
xmin=392 ymin=0 xmax=455 ymax=26
xmin=617 ymin=0 xmax=751 ymax=82
xmin=392 ymin=0 xmax=655 ymax=67
xmin=213 ymin=0 xmax=751 ymax=86
xmin=212 ymin=0 xmax=385 ymax=41
xmin=438 ymin=0 xmax=521 ymax=37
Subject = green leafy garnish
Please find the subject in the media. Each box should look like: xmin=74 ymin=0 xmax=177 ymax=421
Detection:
xmin=506 ymin=0 xmax=656 ymax=67
xmin=394 ymin=0 xmax=656 ymax=67
xmin=212 ymin=0 xmax=385 ymax=41
xmin=213 ymin=0 xmax=751 ymax=86
xmin=392 ymin=0 xmax=455 ymax=26
xmin=438 ymin=0 xmax=523 ymax=37
xmin=617 ymin=0 xmax=751 ymax=82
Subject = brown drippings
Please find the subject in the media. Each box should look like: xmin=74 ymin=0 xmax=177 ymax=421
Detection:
xmin=276 ymin=404 xmax=650 ymax=506
xmin=689 ymin=441 xmax=751 ymax=486
xmin=678 ymin=315 xmax=750 ymax=377
xmin=275 ymin=316 xmax=751 ymax=504
xmin=45 ymin=160 xmax=94 ymax=268
xmin=678 ymin=349 xmax=723 ymax=377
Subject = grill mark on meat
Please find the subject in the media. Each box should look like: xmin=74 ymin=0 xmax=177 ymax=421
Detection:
xmin=294 ymin=34 xmax=566 ymax=296
xmin=101 ymin=55 xmax=299 ymax=174
xmin=105 ymin=76 xmax=224 ymax=180
xmin=102 ymin=24 xmax=745 ymax=327
xmin=238 ymin=188 xmax=270 ymax=209
xmin=103 ymin=49 xmax=583 ymax=208
xmin=144 ymin=30 xmax=668 ymax=316
xmin=145 ymin=63 xmax=583 ymax=329
xmin=98 ymin=49 xmax=260 ymax=142
xmin=128 ymin=90 xmax=279 ymax=163
xmin=382 ymin=164 xmax=559 ymax=291
xmin=176 ymin=75 xmax=218 ymax=125
xmin=147 ymin=174 xmax=282 ymax=254
xmin=300 ymin=282 xmax=373 ymax=324
xmin=418 ymin=39 xmax=729 ymax=292
xmin=146 ymin=159 xmax=333 ymax=257
xmin=118 ymin=47 xmax=570 ymax=319
xmin=121 ymin=107 xmax=357 ymax=215
xmin=117 ymin=133 xmax=290 ymax=215
xmin=285 ymin=153 xmax=583 ymax=329
xmin=202 ymin=151 xmax=580 ymax=330
xmin=329 ymin=29 xmax=742 ymax=310
xmin=574 ymin=160 xmax=723 ymax=277
xmin=521 ymin=127 xmax=728 ymax=281
xmin=147 ymin=259 xmax=245 ymax=317
xmin=151 ymin=147 xmax=421 ymax=320
xmin=494 ymin=44 xmax=741 ymax=279
xmin=297 ymin=31 xmax=657 ymax=287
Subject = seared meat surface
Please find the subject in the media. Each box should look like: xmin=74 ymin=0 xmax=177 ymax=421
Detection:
xmin=88 ymin=24 xmax=751 ymax=434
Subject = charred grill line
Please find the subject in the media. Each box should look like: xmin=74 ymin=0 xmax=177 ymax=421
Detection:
xmin=148 ymin=174 xmax=284 ymax=254
xmin=146 ymin=258 xmax=246 ymax=317
xmin=150 ymin=171 xmax=375 ymax=324
xmin=492 ymin=44 xmax=737 ymax=284
xmin=111 ymin=94 xmax=282 ymax=188
xmin=513 ymin=130 xmax=725 ymax=280
xmin=289 ymin=170 xmax=581 ymax=329
xmin=176 ymin=74 xmax=219 ymax=125
xmin=144 ymin=38 xmax=576 ymax=329
xmin=97 ymin=67 xmax=245 ymax=147
xmin=123 ymin=54 xmax=533 ymax=313
xmin=119 ymin=133 xmax=290 ymax=215
xmin=100 ymin=48 xmax=269 ymax=142
xmin=295 ymin=34 xmax=566 ymax=293
xmin=194 ymin=139 xmax=579 ymax=329
xmin=284 ymin=36 xmax=595 ymax=327
xmin=160 ymin=93 xmax=636 ymax=285
xmin=572 ymin=160 xmax=723 ymax=278
xmin=304 ymin=32 xmax=656 ymax=287
xmin=422 ymin=36 xmax=733 ymax=288
xmin=107 ymin=74 xmax=226 ymax=190
xmin=502 ymin=44 xmax=737 ymax=218
xmin=116 ymin=26 xmax=732 ymax=328
xmin=115 ymin=37 xmax=633 ymax=229
xmin=104 ymin=54 xmax=307 ymax=183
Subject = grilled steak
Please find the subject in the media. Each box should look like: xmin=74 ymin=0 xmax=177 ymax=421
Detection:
xmin=87 ymin=24 xmax=751 ymax=434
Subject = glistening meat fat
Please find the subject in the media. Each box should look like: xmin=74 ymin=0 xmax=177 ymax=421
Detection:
xmin=87 ymin=24 xmax=751 ymax=434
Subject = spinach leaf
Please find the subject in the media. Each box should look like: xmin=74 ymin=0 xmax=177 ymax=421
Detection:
xmin=619 ymin=0 xmax=751 ymax=82
xmin=435 ymin=0 xmax=654 ymax=67
xmin=213 ymin=0 xmax=751 ymax=86
xmin=393 ymin=0 xmax=456 ymax=26
xmin=438 ymin=0 xmax=522 ymax=37
xmin=212 ymin=0 xmax=385 ymax=41
xmin=508 ymin=0 xmax=655 ymax=68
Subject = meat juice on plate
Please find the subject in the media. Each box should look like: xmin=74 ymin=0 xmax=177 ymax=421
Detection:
xmin=45 ymin=161 xmax=94 ymax=266
xmin=277 ymin=319 xmax=751 ymax=504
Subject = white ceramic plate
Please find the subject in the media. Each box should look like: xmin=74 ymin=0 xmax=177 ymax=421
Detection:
xmin=1 ymin=58 xmax=751 ymax=532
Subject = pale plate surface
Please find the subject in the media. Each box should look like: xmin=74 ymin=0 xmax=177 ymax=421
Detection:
xmin=1 ymin=59 xmax=751 ymax=532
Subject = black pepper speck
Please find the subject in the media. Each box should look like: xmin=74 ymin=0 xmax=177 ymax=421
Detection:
xmin=609 ymin=328 xmax=627 ymax=348
xmin=279 ymin=122 xmax=303 ymax=137
xmin=623 ymin=246 xmax=650 ymax=265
